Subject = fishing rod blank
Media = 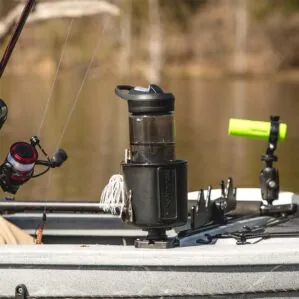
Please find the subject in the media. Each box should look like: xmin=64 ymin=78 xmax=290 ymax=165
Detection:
xmin=0 ymin=0 xmax=36 ymax=78
xmin=0 ymin=201 xmax=121 ymax=214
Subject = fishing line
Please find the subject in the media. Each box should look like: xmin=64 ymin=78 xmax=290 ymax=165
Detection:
xmin=34 ymin=18 xmax=74 ymax=243
xmin=35 ymin=18 xmax=74 ymax=220
xmin=52 ymin=19 xmax=110 ymax=154
xmin=43 ymin=17 xmax=112 ymax=198
xmin=35 ymin=18 xmax=113 ymax=244
xmin=37 ymin=18 xmax=74 ymax=138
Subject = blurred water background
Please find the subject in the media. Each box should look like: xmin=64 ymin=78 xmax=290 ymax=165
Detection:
xmin=0 ymin=0 xmax=299 ymax=201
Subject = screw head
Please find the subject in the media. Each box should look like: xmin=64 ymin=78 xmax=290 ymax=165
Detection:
xmin=268 ymin=180 xmax=276 ymax=188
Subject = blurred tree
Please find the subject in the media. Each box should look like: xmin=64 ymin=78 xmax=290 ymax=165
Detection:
xmin=0 ymin=0 xmax=299 ymax=76
xmin=119 ymin=0 xmax=132 ymax=78
xmin=128 ymin=0 xmax=207 ymax=35
xmin=148 ymin=0 xmax=162 ymax=83
xmin=234 ymin=0 xmax=248 ymax=73
xmin=283 ymin=0 xmax=299 ymax=14
xmin=250 ymin=0 xmax=299 ymax=20
xmin=0 ymin=1 xmax=15 ymax=17
xmin=161 ymin=0 xmax=207 ymax=30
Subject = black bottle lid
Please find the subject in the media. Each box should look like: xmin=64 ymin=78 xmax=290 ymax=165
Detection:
xmin=115 ymin=84 xmax=174 ymax=114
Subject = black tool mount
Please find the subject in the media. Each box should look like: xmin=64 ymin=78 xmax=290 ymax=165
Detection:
xmin=190 ymin=177 xmax=237 ymax=230
xmin=259 ymin=116 xmax=280 ymax=205
xmin=259 ymin=116 xmax=296 ymax=215
xmin=189 ymin=116 xmax=297 ymax=234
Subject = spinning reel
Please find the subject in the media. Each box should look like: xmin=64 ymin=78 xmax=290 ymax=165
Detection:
xmin=0 ymin=0 xmax=67 ymax=200
xmin=0 ymin=100 xmax=67 ymax=199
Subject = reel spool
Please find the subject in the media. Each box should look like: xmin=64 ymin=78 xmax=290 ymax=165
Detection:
xmin=0 ymin=136 xmax=68 ymax=198
xmin=1 ymin=141 xmax=38 ymax=195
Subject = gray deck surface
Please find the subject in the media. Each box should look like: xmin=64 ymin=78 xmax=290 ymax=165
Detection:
xmin=1 ymin=188 xmax=299 ymax=297
xmin=1 ymin=239 xmax=299 ymax=297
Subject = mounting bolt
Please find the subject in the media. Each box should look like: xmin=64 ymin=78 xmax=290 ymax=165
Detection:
xmin=268 ymin=180 xmax=276 ymax=189
xmin=30 ymin=135 xmax=42 ymax=148
xmin=17 ymin=287 xmax=23 ymax=294
xmin=15 ymin=284 xmax=28 ymax=299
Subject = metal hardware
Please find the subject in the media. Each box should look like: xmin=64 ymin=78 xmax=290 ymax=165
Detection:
xmin=191 ymin=177 xmax=237 ymax=230
xmin=15 ymin=284 xmax=29 ymax=299
xmin=259 ymin=116 xmax=298 ymax=216
xmin=259 ymin=116 xmax=280 ymax=205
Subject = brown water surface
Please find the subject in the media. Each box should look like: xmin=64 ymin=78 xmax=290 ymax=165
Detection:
xmin=0 ymin=73 xmax=298 ymax=201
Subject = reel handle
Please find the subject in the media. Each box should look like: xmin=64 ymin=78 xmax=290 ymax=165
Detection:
xmin=35 ymin=148 xmax=68 ymax=168
xmin=51 ymin=148 xmax=68 ymax=168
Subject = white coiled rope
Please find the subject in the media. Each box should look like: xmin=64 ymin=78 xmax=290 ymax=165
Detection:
xmin=100 ymin=174 xmax=126 ymax=216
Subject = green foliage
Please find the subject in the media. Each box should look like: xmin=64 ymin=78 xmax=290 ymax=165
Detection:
xmin=249 ymin=0 xmax=275 ymax=20
xmin=283 ymin=0 xmax=299 ymax=14
xmin=250 ymin=0 xmax=299 ymax=20
xmin=160 ymin=0 xmax=207 ymax=30
xmin=129 ymin=0 xmax=207 ymax=34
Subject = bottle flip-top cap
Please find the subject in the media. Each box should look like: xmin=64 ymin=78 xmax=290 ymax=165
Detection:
xmin=115 ymin=84 xmax=175 ymax=114
xmin=228 ymin=118 xmax=287 ymax=141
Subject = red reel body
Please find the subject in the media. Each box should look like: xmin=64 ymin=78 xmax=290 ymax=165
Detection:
xmin=6 ymin=142 xmax=38 ymax=183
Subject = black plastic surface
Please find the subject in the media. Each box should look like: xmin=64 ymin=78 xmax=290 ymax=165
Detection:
xmin=115 ymin=84 xmax=174 ymax=114
xmin=122 ymin=160 xmax=188 ymax=229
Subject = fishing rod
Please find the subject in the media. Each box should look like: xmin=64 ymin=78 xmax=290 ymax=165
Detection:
xmin=0 ymin=200 xmax=120 ymax=214
xmin=0 ymin=0 xmax=68 ymax=244
xmin=0 ymin=0 xmax=67 ymax=201
xmin=0 ymin=0 xmax=36 ymax=129
xmin=0 ymin=0 xmax=36 ymax=78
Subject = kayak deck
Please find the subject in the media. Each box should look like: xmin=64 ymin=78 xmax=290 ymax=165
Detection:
xmin=3 ymin=188 xmax=299 ymax=244
xmin=1 ymin=188 xmax=299 ymax=297
xmin=1 ymin=240 xmax=299 ymax=298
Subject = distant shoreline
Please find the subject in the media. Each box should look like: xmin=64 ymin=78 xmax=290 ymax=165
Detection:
xmin=3 ymin=58 xmax=299 ymax=83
